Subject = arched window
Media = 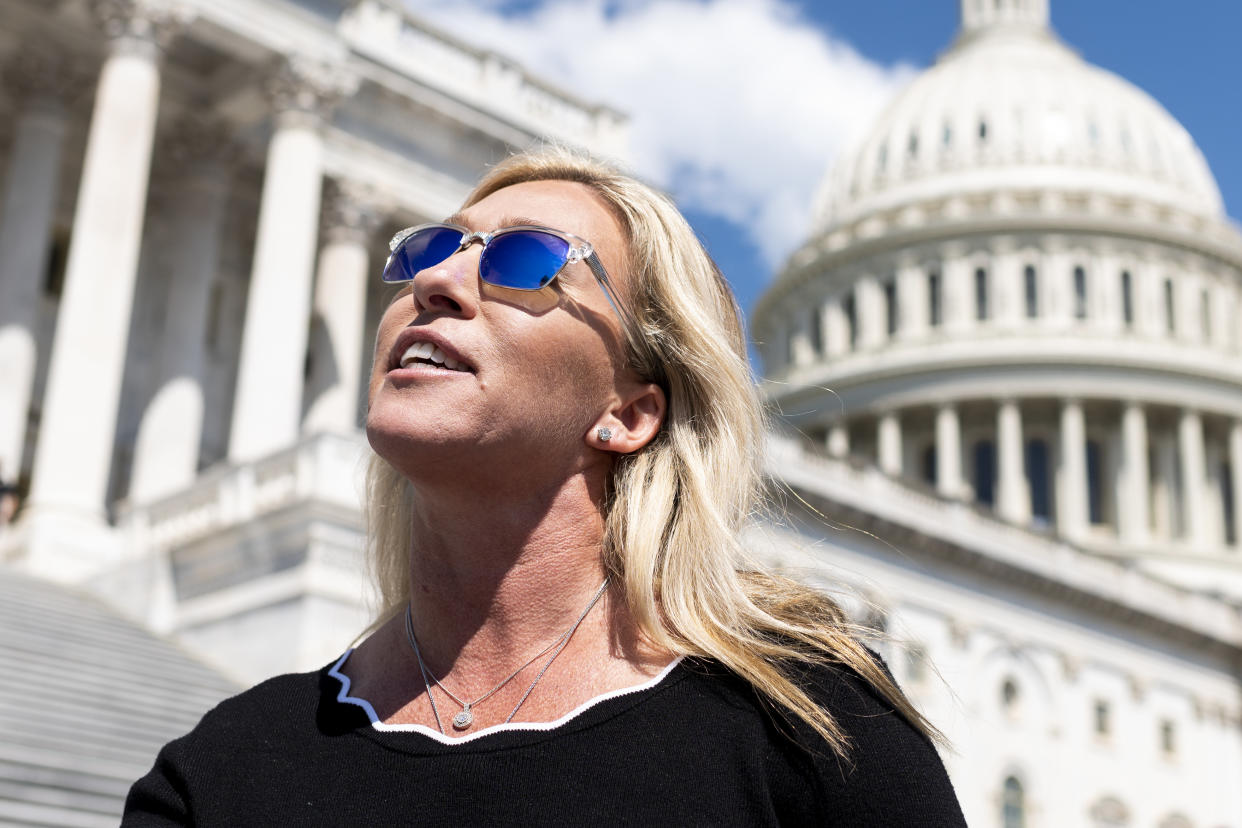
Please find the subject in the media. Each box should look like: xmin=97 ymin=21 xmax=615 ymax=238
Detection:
xmin=1073 ymin=266 xmax=1089 ymax=319
xmin=979 ymin=118 xmax=989 ymax=142
xmin=975 ymin=267 xmax=990 ymax=320
xmin=1001 ymin=776 xmax=1025 ymax=828
xmin=1025 ymin=439 xmax=1051 ymax=522
xmin=809 ymin=307 xmax=823 ymax=356
xmin=942 ymin=122 xmax=953 ymax=148
xmin=1024 ymin=265 xmax=1038 ymax=318
xmin=1159 ymin=719 xmax=1177 ymax=758
xmin=1120 ymin=270 xmax=1133 ymax=328
xmin=1001 ymin=676 xmax=1020 ymax=712
xmin=1090 ymin=796 xmax=1130 ymax=827
xmin=973 ymin=440 xmax=996 ymax=506
xmin=908 ymin=131 xmax=919 ymax=159
xmin=876 ymin=143 xmax=888 ymax=175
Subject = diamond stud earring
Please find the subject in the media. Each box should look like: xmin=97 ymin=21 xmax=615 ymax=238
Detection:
xmin=596 ymin=427 xmax=613 ymax=442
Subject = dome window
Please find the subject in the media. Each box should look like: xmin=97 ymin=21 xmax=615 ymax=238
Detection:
xmin=921 ymin=445 xmax=938 ymax=486
xmin=1120 ymin=271 xmax=1134 ymax=328
xmin=928 ymin=269 xmax=943 ymax=327
xmin=943 ymin=123 xmax=953 ymax=148
xmin=1088 ymin=120 xmax=1100 ymax=148
xmin=975 ymin=267 xmax=990 ymax=320
xmin=1025 ymin=439 xmax=1051 ymax=523
xmin=883 ymin=277 xmax=899 ymax=335
xmin=1223 ymin=460 xmax=1237 ymax=546
xmin=978 ymin=118 xmax=989 ymax=142
xmin=1024 ymin=265 xmax=1039 ymax=318
xmin=876 ymin=143 xmax=888 ymax=175
xmin=973 ymin=440 xmax=996 ymax=505
xmin=1163 ymin=278 xmax=1176 ymax=334
xmin=843 ymin=290 xmax=858 ymax=349
xmin=908 ymin=132 xmax=919 ymax=160
xmin=1073 ymin=266 xmax=1089 ymax=319
xmin=1087 ymin=439 xmax=1107 ymax=525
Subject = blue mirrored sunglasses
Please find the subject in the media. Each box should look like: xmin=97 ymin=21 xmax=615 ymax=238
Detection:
xmin=381 ymin=222 xmax=640 ymax=348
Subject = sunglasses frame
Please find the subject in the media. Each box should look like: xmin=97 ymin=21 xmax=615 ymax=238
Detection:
xmin=385 ymin=222 xmax=642 ymax=354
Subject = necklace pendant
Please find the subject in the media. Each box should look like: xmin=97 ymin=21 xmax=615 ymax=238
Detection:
xmin=452 ymin=708 xmax=473 ymax=730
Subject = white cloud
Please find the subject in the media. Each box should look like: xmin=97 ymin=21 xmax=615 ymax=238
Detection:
xmin=405 ymin=0 xmax=914 ymax=267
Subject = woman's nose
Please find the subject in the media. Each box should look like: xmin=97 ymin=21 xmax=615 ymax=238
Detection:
xmin=411 ymin=245 xmax=481 ymax=317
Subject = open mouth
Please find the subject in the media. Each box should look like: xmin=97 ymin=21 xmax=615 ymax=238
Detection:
xmin=397 ymin=342 xmax=472 ymax=373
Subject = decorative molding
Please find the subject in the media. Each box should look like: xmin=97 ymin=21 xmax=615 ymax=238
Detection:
xmin=89 ymin=0 xmax=194 ymax=58
xmin=320 ymin=178 xmax=383 ymax=245
xmin=264 ymin=56 xmax=359 ymax=128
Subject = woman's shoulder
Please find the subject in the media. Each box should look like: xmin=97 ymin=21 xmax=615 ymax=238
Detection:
xmin=683 ymin=650 xmax=966 ymax=826
xmin=170 ymin=661 xmax=331 ymax=748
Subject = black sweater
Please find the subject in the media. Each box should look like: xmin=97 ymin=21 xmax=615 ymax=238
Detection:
xmin=124 ymin=653 xmax=966 ymax=826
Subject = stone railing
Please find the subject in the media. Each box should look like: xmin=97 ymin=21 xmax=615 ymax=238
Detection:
xmin=121 ymin=431 xmax=368 ymax=553
xmin=338 ymin=0 xmax=626 ymax=152
xmin=765 ymin=433 xmax=1242 ymax=647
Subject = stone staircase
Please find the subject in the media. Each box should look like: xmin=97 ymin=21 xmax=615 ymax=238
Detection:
xmin=0 ymin=568 xmax=239 ymax=827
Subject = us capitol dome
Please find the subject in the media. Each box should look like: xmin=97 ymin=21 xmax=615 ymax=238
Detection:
xmin=753 ymin=0 xmax=1242 ymax=597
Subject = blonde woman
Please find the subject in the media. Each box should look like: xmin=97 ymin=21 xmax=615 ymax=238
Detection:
xmin=125 ymin=149 xmax=964 ymax=825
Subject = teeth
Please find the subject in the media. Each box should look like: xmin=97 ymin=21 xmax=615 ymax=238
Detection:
xmin=398 ymin=341 xmax=469 ymax=371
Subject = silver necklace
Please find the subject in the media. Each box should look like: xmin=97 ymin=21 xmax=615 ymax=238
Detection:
xmin=404 ymin=577 xmax=610 ymax=734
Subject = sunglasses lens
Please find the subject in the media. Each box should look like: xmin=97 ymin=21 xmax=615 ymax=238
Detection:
xmin=382 ymin=226 xmax=465 ymax=283
xmin=479 ymin=231 xmax=571 ymax=290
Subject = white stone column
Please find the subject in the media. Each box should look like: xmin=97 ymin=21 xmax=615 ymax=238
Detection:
xmin=996 ymin=399 xmax=1028 ymax=524
xmin=935 ymin=404 xmax=962 ymax=498
xmin=826 ymin=422 xmax=849 ymax=458
xmin=303 ymin=182 xmax=379 ymax=435
xmin=129 ymin=119 xmax=232 ymax=503
xmin=1230 ymin=421 xmax=1242 ymax=550
xmin=0 ymin=47 xmax=78 ymax=488
xmin=877 ymin=412 xmax=902 ymax=476
xmin=25 ymin=3 xmax=183 ymax=550
xmin=1057 ymin=399 xmax=1088 ymax=541
xmin=943 ymin=254 xmax=973 ymax=333
xmin=822 ymin=296 xmax=848 ymax=358
xmin=1178 ymin=409 xmax=1208 ymax=549
xmin=1119 ymin=402 xmax=1151 ymax=547
xmin=855 ymin=275 xmax=885 ymax=349
xmin=896 ymin=260 xmax=928 ymax=341
xmin=789 ymin=308 xmax=815 ymax=367
xmin=228 ymin=58 xmax=356 ymax=463
xmin=993 ymin=241 xmax=1022 ymax=328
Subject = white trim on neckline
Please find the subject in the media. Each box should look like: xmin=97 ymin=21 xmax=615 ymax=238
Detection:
xmin=327 ymin=650 xmax=684 ymax=745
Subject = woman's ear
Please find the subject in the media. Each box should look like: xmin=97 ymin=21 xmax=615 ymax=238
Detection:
xmin=587 ymin=382 xmax=667 ymax=454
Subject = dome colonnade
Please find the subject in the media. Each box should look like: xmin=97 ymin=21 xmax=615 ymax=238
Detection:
xmin=0 ymin=0 xmax=625 ymax=579
xmin=753 ymin=0 xmax=1242 ymax=584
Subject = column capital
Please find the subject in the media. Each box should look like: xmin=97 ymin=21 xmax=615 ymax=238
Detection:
xmin=321 ymin=179 xmax=383 ymax=245
xmin=90 ymin=0 xmax=194 ymax=58
xmin=264 ymin=56 xmax=359 ymax=128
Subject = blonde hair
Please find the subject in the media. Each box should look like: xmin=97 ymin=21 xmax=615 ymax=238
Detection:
xmin=365 ymin=146 xmax=942 ymax=756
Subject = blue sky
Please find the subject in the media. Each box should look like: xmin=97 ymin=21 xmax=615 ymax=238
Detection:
xmin=411 ymin=0 xmax=1242 ymax=320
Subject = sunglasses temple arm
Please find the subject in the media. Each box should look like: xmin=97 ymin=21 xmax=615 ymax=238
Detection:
xmin=584 ymin=253 xmax=643 ymax=354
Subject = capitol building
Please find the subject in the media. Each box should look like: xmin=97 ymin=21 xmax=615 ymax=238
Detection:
xmin=0 ymin=0 xmax=1240 ymax=825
